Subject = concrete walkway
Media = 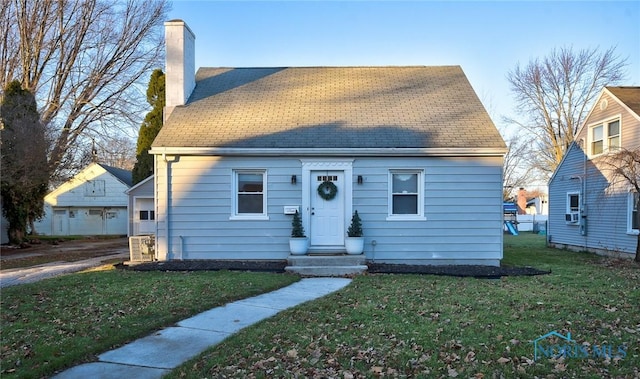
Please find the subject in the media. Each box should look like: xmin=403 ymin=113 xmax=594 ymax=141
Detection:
xmin=0 ymin=252 xmax=128 ymax=288
xmin=52 ymin=277 xmax=352 ymax=379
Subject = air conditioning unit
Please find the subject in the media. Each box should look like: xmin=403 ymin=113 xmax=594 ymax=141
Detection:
xmin=129 ymin=235 xmax=155 ymax=262
xmin=565 ymin=212 xmax=579 ymax=223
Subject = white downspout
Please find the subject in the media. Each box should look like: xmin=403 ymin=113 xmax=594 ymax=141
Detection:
xmin=162 ymin=153 xmax=179 ymax=260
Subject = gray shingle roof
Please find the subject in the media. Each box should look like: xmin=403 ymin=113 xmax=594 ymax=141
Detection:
xmin=98 ymin=164 xmax=133 ymax=187
xmin=607 ymin=86 xmax=640 ymax=117
xmin=153 ymin=66 xmax=505 ymax=151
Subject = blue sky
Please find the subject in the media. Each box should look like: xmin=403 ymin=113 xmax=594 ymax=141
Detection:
xmin=169 ymin=1 xmax=640 ymax=130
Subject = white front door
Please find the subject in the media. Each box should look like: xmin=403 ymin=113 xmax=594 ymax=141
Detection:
xmin=135 ymin=198 xmax=155 ymax=235
xmin=52 ymin=209 xmax=69 ymax=235
xmin=310 ymin=171 xmax=345 ymax=246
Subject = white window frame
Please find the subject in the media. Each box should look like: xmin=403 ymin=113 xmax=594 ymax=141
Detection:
xmin=230 ymin=169 xmax=269 ymax=220
xmin=139 ymin=210 xmax=155 ymax=221
xmin=565 ymin=192 xmax=580 ymax=225
xmin=84 ymin=180 xmax=106 ymax=197
xmin=628 ymin=191 xmax=639 ymax=235
xmin=387 ymin=169 xmax=426 ymax=221
xmin=588 ymin=116 xmax=621 ymax=157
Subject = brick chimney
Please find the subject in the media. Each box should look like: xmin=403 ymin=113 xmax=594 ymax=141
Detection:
xmin=164 ymin=20 xmax=196 ymax=121
xmin=517 ymin=187 xmax=527 ymax=215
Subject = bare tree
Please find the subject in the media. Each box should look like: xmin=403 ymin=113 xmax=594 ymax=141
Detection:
xmin=0 ymin=0 xmax=169 ymax=181
xmin=600 ymin=148 xmax=640 ymax=262
xmin=506 ymin=47 xmax=627 ymax=178
xmin=502 ymin=131 xmax=537 ymax=200
xmin=97 ymin=136 xmax=137 ymax=171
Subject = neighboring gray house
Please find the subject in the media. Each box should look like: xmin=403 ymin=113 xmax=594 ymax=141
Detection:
xmin=33 ymin=163 xmax=132 ymax=236
xmin=126 ymin=175 xmax=155 ymax=236
xmin=149 ymin=20 xmax=507 ymax=265
xmin=548 ymin=87 xmax=640 ymax=256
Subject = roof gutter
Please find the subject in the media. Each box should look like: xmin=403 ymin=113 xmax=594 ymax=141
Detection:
xmin=149 ymin=147 xmax=508 ymax=157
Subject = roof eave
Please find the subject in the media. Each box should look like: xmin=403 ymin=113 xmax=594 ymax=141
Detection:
xmin=149 ymin=147 xmax=507 ymax=157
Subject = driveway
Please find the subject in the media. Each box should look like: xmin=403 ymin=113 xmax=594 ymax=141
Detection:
xmin=0 ymin=238 xmax=129 ymax=288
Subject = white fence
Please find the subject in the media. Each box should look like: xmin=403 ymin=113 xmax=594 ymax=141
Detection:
xmin=515 ymin=214 xmax=548 ymax=233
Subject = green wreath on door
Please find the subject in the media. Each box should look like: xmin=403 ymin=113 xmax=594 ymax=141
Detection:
xmin=317 ymin=181 xmax=338 ymax=201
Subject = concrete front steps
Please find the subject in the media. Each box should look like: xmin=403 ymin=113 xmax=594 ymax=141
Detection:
xmin=285 ymin=254 xmax=367 ymax=277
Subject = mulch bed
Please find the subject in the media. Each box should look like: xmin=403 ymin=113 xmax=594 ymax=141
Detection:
xmin=368 ymin=263 xmax=549 ymax=278
xmin=124 ymin=260 xmax=549 ymax=278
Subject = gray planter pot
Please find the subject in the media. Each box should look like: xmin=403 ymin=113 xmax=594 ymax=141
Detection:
xmin=345 ymin=236 xmax=364 ymax=255
xmin=289 ymin=237 xmax=309 ymax=255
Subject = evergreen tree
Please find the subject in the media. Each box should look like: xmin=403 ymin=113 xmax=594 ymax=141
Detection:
xmin=291 ymin=210 xmax=306 ymax=237
xmin=347 ymin=210 xmax=363 ymax=237
xmin=132 ymin=69 xmax=165 ymax=184
xmin=1 ymin=80 xmax=49 ymax=243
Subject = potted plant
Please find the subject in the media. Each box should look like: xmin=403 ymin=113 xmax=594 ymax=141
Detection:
xmin=289 ymin=210 xmax=308 ymax=255
xmin=345 ymin=210 xmax=364 ymax=254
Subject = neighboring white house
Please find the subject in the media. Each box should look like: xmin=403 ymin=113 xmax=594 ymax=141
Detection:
xmin=548 ymin=87 xmax=640 ymax=256
xmin=126 ymin=175 xmax=155 ymax=236
xmin=33 ymin=163 xmax=132 ymax=236
xmin=148 ymin=20 xmax=507 ymax=265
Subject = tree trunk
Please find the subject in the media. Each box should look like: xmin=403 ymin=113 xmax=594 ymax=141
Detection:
xmin=8 ymin=227 xmax=25 ymax=245
xmin=28 ymin=218 xmax=38 ymax=236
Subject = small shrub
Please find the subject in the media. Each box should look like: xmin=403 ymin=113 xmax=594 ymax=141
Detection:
xmin=347 ymin=210 xmax=363 ymax=237
xmin=291 ymin=210 xmax=306 ymax=238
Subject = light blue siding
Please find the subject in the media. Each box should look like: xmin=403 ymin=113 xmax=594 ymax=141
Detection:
xmin=548 ymin=88 xmax=640 ymax=257
xmin=549 ymin=144 xmax=636 ymax=256
xmin=156 ymin=155 xmax=504 ymax=264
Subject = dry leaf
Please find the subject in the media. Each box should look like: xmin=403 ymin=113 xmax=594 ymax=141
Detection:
xmin=448 ymin=368 xmax=459 ymax=377
xmin=554 ymin=362 xmax=566 ymax=372
xmin=464 ymin=351 xmax=476 ymax=362
xmin=497 ymin=357 xmax=510 ymax=364
xmin=286 ymin=349 xmax=298 ymax=358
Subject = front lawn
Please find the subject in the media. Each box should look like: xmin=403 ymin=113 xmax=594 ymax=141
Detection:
xmin=169 ymin=234 xmax=640 ymax=378
xmin=0 ymin=270 xmax=299 ymax=378
xmin=2 ymin=234 xmax=639 ymax=378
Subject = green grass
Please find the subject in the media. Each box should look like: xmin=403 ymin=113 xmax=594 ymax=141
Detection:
xmin=2 ymin=234 xmax=639 ymax=378
xmin=0 ymin=269 xmax=299 ymax=378
xmin=167 ymin=234 xmax=640 ymax=378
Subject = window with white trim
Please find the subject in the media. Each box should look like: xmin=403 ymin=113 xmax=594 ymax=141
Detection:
xmin=388 ymin=170 xmax=424 ymax=219
xmin=629 ymin=191 xmax=639 ymax=233
xmin=565 ymin=192 xmax=580 ymax=224
xmin=139 ymin=210 xmax=155 ymax=221
xmin=589 ymin=119 xmax=620 ymax=156
xmin=566 ymin=192 xmax=580 ymax=212
xmin=232 ymin=170 xmax=267 ymax=219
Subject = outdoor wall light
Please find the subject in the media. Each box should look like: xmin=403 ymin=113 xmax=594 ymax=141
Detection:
xmin=357 ymin=175 xmax=363 ymax=184
xmin=291 ymin=175 xmax=297 ymax=185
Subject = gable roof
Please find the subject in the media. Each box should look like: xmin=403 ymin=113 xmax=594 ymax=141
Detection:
xmin=125 ymin=175 xmax=154 ymax=195
xmin=607 ymin=86 xmax=640 ymax=119
xmin=549 ymin=86 xmax=640 ymax=185
xmin=45 ymin=163 xmax=132 ymax=200
xmin=152 ymin=66 xmax=506 ymax=155
xmin=98 ymin=163 xmax=133 ymax=187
